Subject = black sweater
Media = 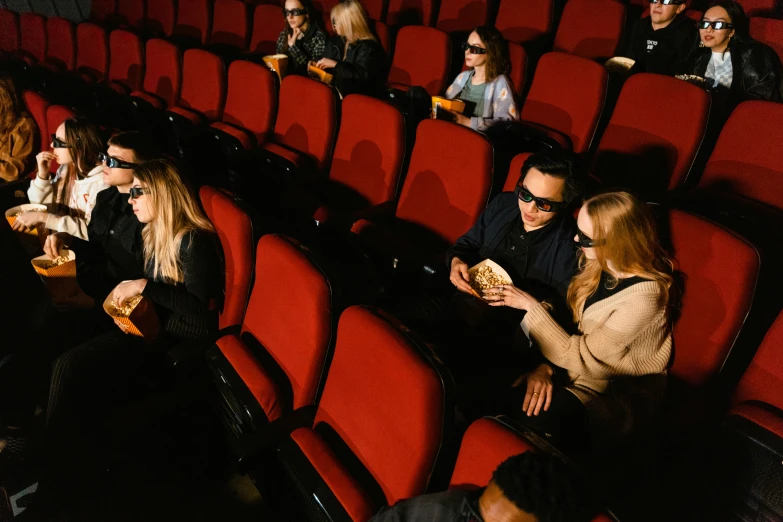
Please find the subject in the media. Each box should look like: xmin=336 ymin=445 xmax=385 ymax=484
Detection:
xmin=141 ymin=230 xmax=223 ymax=339
xmin=323 ymin=36 xmax=387 ymax=97
xmin=446 ymin=192 xmax=579 ymax=307
xmin=623 ymin=14 xmax=698 ymax=76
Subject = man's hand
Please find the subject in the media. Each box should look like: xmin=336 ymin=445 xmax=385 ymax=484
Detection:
xmin=43 ymin=232 xmax=71 ymax=258
xmin=513 ymin=363 xmax=554 ymax=417
xmin=449 ymin=257 xmax=474 ymax=295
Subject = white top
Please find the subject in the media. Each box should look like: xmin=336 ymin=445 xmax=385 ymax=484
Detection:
xmin=707 ymin=51 xmax=733 ymax=89
xmin=27 ymin=163 xmax=108 ymax=240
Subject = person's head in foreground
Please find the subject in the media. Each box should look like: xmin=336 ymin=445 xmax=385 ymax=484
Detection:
xmin=514 ymin=150 xmax=584 ymax=231
xmin=569 ymin=191 xmax=674 ymax=320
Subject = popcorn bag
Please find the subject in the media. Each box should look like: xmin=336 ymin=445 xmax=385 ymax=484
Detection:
xmin=5 ymin=204 xmax=47 ymax=236
xmin=30 ymin=249 xmax=78 ymax=298
xmin=467 ymin=259 xmax=513 ymax=300
xmin=431 ymin=96 xmax=466 ymax=115
xmin=308 ymin=63 xmax=333 ymax=85
xmin=604 ymin=57 xmax=635 ymax=75
xmin=102 ymin=293 xmax=160 ymax=340
xmin=262 ymin=54 xmax=289 ymax=81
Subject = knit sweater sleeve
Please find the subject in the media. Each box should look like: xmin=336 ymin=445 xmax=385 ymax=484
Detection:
xmin=521 ymin=291 xmax=669 ymax=380
xmin=471 ymin=75 xmax=519 ymax=132
xmin=27 ymin=173 xmax=55 ymax=204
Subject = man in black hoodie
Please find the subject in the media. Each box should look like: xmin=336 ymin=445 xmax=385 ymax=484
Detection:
xmin=622 ymin=0 xmax=698 ymax=75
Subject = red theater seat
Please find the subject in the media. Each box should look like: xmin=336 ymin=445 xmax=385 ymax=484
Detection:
xmin=142 ymin=0 xmax=175 ymax=37
xmin=363 ymin=0 xmax=386 ymax=21
xmin=507 ymin=42 xmax=527 ymax=98
xmin=278 ymin=305 xmax=452 ymax=521
xmin=107 ymin=29 xmax=144 ymax=94
xmin=115 ymin=0 xmax=145 ymax=29
xmin=199 ymin=186 xmax=254 ymax=330
xmin=210 ymin=60 xmax=277 ymax=150
xmin=41 ymin=17 xmax=75 ymax=73
xmin=166 ymin=49 xmax=226 ymax=126
xmin=261 ymin=75 xmax=338 ymax=175
xmin=17 ymin=13 xmax=47 ymax=66
xmin=695 ymin=100 xmax=783 ymax=214
xmin=249 ymin=4 xmax=284 ymax=55
xmin=210 ymin=0 xmax=250 ymax=51
xmin=387 ymin=26 xmax=451 ymax=96
xmin=750 ymin=17 xmax=783 ymax=65
xmin=305 ymin=94 xmax=406 ymax=227
xmin=23 ymin=91 xmax=50 ymax=156
xmin=737 ymin=0 xmax=778 ymax=17
xmin=0 ymin=9 xmax=20 ymax=58
xmin=131 ymin=38 xmax=181 ymax=110
xmin=436 ymin=0 xmax=490 ymax=33
xmin=520 ymin=52 xmax=607 ymax=154
xmin=91 ymin=0 xmax=117 ymax=22
xmin=207 ymin=234 xmax=334 ymax=437
xmin=591 ymin=73 xmax=709 ymax=198
xmin=495 ymin=0 xmax=553 ymax=45
xmin=386 ymin=0 xmax=435 ymax=27
xmin=351 ymin=119 xmax=493 ymax=269
xmin=172 ymin=0 xmax=212 ymax=46
xmin=502 ymin=152 xmax=532 ymax=193
xmin=554 ymin=0 xmax=626 ymax=62
xmin=75 ymin=22 xmax=109 ymax=83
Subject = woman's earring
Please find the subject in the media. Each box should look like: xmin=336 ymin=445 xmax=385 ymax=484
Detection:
xmin=699 ymin=40 xmax=704 ymax=48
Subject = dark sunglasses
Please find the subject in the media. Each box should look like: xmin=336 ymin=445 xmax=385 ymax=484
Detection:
xmin=283 ymin=8 xmax=307 ymax=16
xmin=99 ymin=152 xmax=138 ymax=169
xmin=515 ymin=186 xmax=565 ymax=213
xmin=51 ymin=134 xmax=68 ymax=148
xmin=129 ymin=187 xmax=150 ymax=200
xmin=576 ymin=229 xmax=605 ymax=248
xmin=461 ymin=42 xmax=487 ymax=55
xmin=649 ymin=0 xmax=684 ymax=4
xmin=698 ymin=20 xmax=734 ymax=30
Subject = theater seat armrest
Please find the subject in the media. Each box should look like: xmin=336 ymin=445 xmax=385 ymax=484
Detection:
xmin=353 ymin=201 xmax=396 ymax=223
xmin=516 ymin=120 xmax=572 ymax=151
xmin=234 ymin=405 xmax=317 ymax=472
xmin=168 ymin=325 xmax=240 ymax=367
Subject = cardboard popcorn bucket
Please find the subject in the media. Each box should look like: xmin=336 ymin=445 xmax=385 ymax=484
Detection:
xmin=5 ymin=204 xmax=47 ymax=236
xmin=31 ymin=249 xmax=78 ymax=298
xmin=262 ymin=54 xmax=289 ymax=81
xmin=308 ymin=63 xmax=333 ymax=85
xmin=431 ymin=96 xmax=466 ymax=114
xmin=604 ymin=57 xmax=635 ymax=75
xmin=103 ymin=293 xmax=160 ymax=340
xmin=467 ymin=259 xmax=513 ymax=299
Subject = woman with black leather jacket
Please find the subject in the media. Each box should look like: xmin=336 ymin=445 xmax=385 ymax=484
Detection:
xmin=314 ymin=0 xmax=387 ymax=97
xmin=684 ymin=0 xmax=783 ymax=106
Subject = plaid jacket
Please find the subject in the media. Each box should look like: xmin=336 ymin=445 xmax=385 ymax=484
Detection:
xmin=276 ymin=23 xmax=326 ymax=75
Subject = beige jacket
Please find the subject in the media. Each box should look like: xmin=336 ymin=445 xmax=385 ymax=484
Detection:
xmin=522 ymin=281 xmax=672 ymax=443
xmin=0 ymin=115 xmax=37 ymax=182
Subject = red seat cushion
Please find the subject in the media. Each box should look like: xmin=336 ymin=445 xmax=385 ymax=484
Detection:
xmin=733 ymin=310 xmax=783 ymax=411
xmin=350 ymin=218 xmax=424 ymax=260
xmin=289 ymin=427 xmax=376 ymax=522
xmin=730 ymin=402 xmax=783 ymax=439
xmin=211 ymin=121 xmax=255 ymax=149
xmin=217 ymin=334 xmax=284 ymax=422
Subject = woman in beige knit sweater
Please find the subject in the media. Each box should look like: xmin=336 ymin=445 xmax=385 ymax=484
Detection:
xmin=484 ymin=191 xmax=675 ymax=447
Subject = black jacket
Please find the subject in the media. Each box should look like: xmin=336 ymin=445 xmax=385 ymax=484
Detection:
xmin=446 ymin=192 xmax=579 ymax=306
xmin=370 ymin=490 xmax=481 ymax=522
xmin=70 ymin=187 xmax=145 ymax=300
xmin=623 ymin=14 xmax=698 ymax=76
xmin=323 ymin=36 xmax=387 ymax=97
xmin=685 ymin=40 xmax=783 ymax=105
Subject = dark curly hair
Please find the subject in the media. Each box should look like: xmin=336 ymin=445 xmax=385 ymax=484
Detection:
xmin=472 ymin=26 xmax=511 ymax=83
xmin=492 ymin=452 xmax=597 ymax=522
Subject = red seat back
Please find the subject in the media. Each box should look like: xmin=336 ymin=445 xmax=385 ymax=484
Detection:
xmin=386 ymin=0 xmax=435 ymax=27
xmin=140 ymin=38 xmax=181 ymax=107
xmin=737 ymin=0 xmax=778 ymax=16
xmin=396 ymin=119 xmax=493 ymax=246
xmin=370 ymin=19 xmax=391 ymax=56
xmin=508 ymin=43 xmax=528 ymax=99
xmin=91 ymin=0 xmax=117 ymax=21
xmin=495 ymin=0 xmax=553 ymax=44
xmin=45 ymin=17 xmax=76 ymax=70
xmin=315 ymin=305 xmax=447 ymax=505
xmin=20 ymin=13 xmax=46 ymax=63
xmin=22 ymin=91 xmax=49 ymax=155
xmin=174 ymin=0 xmax=212 ymax=44
xmin=750 ymin=17 xmax=783 ymax=64
xmin=387 ymin=26 xmax=450 ymax=96
xmin=222 ymin=60 xmax=277 ymax=144
xmin=436 ymin=0 xmax=489 ymax=33
xmin=554 ymin=0 xmax=626 ymax=62
xmin=521 ymin=52 xmax=607 ymax=154
xmin=46 ymin=105 xmax=76 ymax=173
xmin=250 ymin=4 xmax=284 ymax=55
xmin=199 ymin=186 xmax=254 ymax=329
xmin=211 ymin=0 xmax=250 ymax=49
xmin=669 ymin=209 xmax=759 ymax=387
xmin=109 ymin=29 xmax=144 ymax=90
xmin=593 ymin=73 xmax=709 ymax=192
xmin=178 ymin=49 xmax=226 ymax=121
xmin=329 ymin=94 xmax=406 ymax=207
xmin=116 ymin=0 xmax=146 ymax=28
xmin=242 ymin=234 xmax=332 ymax=410
xmin=0 ymin=9 xmax=20 ymax=54
xmin=363 ymin=0 xmax=386 ymax=20
xmin=733 ymin=310 xmax=783 ymax=411
xmin=449 ymin=417 xmax=536 ymax=490
xmin=273 ymin=75 xmax=337 ymax=171
xmin=699 ymin=101 xmax=783 ymax=213
xmin=144 ymin=0 xmax=176 ymax=36
xmin=502 ymin=152 xmax=532 ymax=192
xmin=76 ymin=22 xmax=109 ymax=81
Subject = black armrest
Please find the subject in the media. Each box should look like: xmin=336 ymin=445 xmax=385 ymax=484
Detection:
xmin=168 ymin=324 xmax=240 ymax=368
xmin=234 ymin=405 xmax=317 ymax=473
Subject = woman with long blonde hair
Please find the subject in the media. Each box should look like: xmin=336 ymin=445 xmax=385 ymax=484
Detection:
xmin=0 ymin=73 xmax=36 ymax=186
xmin=315 ymin=0 xmax=386 ymax=96
xmin=484 ymin=191 xmax=675 ymax=448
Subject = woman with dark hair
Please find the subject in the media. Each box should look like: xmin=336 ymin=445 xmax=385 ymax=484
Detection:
xmin=0 ymin=74 xmax=36 ymax=184
xmin=684 ymin=0 xmax=783 ymax=104
xmin=13 ymin=117 xmax=107 ymax=240
xmin=276 ymin=0 xmax=326 ymax=75
xmin=440 ymin=26 xmax=518 ymax=132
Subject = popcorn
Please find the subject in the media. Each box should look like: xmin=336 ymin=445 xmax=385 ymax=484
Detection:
xmin=40 ymin=255 xmax=70 ymax=269
xmin=106 ymin=295 xmax=143 ymax=317
xmin=470 ymin=264 xmax=511 ymax=294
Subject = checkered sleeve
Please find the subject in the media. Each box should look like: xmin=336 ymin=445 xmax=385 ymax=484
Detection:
xmin=276 ymin=30 xmax=288 ymax=54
